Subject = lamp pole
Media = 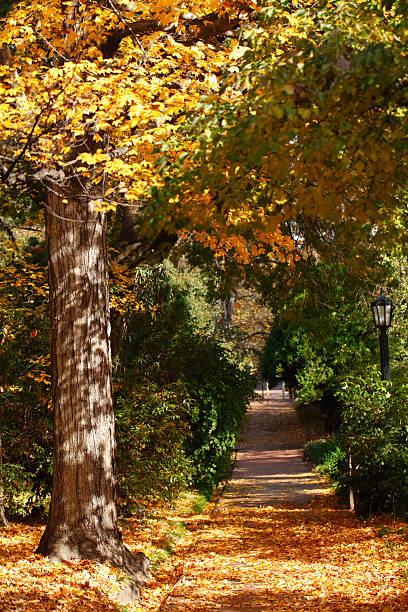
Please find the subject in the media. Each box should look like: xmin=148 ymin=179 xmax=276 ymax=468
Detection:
xmin=379 ymin=327 xmax=390 ymax=382
xmin=371 ymin=290 xmax=394 ymax=382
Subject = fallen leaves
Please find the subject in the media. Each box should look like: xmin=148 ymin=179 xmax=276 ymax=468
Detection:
xmin=150 ymin=498 xmax=408 ymax=611
xmin=0 ymin=493 xmax=199 ymax=610
xmin=2 ymin=394 xmax=408 ymax=612
xmin=2 ymin=492 xmax=408 ymax=611
xmin=0 ymin=522 xmax=120 ymax=610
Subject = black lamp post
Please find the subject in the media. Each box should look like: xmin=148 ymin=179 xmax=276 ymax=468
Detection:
xmin=371 ymin=290 xmax=394 ymax=381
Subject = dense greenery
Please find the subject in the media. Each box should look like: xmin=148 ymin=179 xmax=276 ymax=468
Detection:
xmin=338 ymin=374 xmax=408 ymax=516
xmin=1 ymin=249 xmax=253 ymax=518
xmin=304 ymin=436 xmax=346 ymax=498
xmin=261 ymin=247 xmax=408 ymax=517
xmin=260 ymin=252 xmax=377 ymax=433
xmin=114 ymin=264 xmax=254 ymax=507
xmin=1 ymin=236 xmax=52 ymax=517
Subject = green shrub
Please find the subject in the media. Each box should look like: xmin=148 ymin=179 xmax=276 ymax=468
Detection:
xmin=183 ymin=341 xmax=254 ymax=495
xmin=115 ymin=382 xmax=194 ymax=512
xmin=304 ymin=437 xmax=348 ymax=500
xmin=337 ymin=373 xmax=408 ymax=516
xmin=304 ymin=437 xmax=339 ymax=465
xmin=114 ymin=263 xmax=254 ymax=504
xmin=2 ymin=463 xmax=35 ymax=518
xmin=306 ymin=375 xmax=408 ymax=517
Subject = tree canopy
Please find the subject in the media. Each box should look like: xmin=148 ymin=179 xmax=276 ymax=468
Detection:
xmin=155 ymin=0 xmax=408 ymax=260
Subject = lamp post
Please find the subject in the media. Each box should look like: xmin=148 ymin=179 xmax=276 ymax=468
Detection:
xmin=371 ymin=290 xmax=394 ymax=381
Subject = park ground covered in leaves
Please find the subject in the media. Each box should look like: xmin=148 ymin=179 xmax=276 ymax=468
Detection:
xmin=2 ymin=494 xmax=408 ymax=611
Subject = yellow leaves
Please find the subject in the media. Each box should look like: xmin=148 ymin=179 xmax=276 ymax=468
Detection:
xmin=77 ymin=152 xmax=109 ymax=165
xmin=105 ymin=157 xmax=133 ymax=177
xmin=0 ymin=0 xmax=254 ymax=241
xmin=109 ymin=260 xmax=146 ymax=314
xmin=26 ymin=371 xmax=51 ymax=385
xmin=203 ymin=73 xmax=219 ymax=91
xmin=150 ymin=0 xmax=180 ymax=27
xmin=130 ymin=494 xmax=408 ymax=610
xmin=25 ymin=354 xmax=51 ymax=386
xmin=0 ymin=520 xmax=143 ymax=610
xmin=229 ymin=40 xmax=248 ymax=61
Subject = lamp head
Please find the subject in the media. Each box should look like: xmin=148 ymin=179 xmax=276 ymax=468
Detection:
xmin=371 ymin=290 xmax=394 ymax=331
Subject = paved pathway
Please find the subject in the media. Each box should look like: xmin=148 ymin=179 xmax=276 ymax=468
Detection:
xmin=161 ymin=388 xmax=334 ymax=611
xmin=220 ymin=388 xmax=327 ymax=508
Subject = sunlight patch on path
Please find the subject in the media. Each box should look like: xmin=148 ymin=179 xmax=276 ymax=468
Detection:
xmin=158 ymin=389 xmax=408 ymax=611
xmin=220 ymin=390 xmax=330 ymax=508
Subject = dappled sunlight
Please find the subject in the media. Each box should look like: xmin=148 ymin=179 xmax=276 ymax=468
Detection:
xmin=147 ymin=392 xmax=408 ymax=610
xmin=1 ymin=391 xmax=408 ymax=611
xmin=0 ymin=523 xmax=122 ymax=610
xmin=155 ymin=501 xmax=408 ymax=611
xmin=222 ymin=391 xmax=330 ymax=508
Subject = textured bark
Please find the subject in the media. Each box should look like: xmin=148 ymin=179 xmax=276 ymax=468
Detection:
xmin=214 ymin=291 xmax=236 ymax=339
xmin=36 ymin=187 xmax=148 ymax=594
xmin=221 ymin=292 xmax=236 ymax=338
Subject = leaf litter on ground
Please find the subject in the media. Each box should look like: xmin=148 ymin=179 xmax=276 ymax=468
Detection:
xmin=2 ymin=493 xmax=408 ymax=611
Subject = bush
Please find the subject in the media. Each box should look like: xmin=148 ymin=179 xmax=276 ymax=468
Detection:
xmin=337 ymin=373 xmax=408 ymax=517
xmin=182 ymin=339 xmax=254 ymax=495
xmin=2 ymin=463 xmax=35 ymax=518
xmin=305 ymin=375 xmax=408 ymax=517
xmin=304 ymin=437 xmax=348 ymax=500
xmin=115 ymin=382 xmax=194 ymax=512
xmin=304 ymin=437 xmax=339 ymax=465
xmin=114 ymin=263 xmax=254 ymax=505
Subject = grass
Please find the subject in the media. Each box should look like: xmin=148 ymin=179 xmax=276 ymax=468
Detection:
xmin=149 ymin=520 xmax=185 ymax=571
xmin=121 ymin=489 xmax=210 ymax=578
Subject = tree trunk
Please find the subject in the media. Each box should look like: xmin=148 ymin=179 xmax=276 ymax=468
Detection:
xmin=36 ymin=188 xmax=148 ymax=596
xmin=219 ymin=291 xmax=236 ymax=339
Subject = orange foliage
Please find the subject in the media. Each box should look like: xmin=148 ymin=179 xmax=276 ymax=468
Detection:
xmin=2 ymin=496 xmax=408 ymax=610
xmin=145 ymin=498 xmax=408 ymax=611
xmin=0 ymin=0 xmax=295 ymax=266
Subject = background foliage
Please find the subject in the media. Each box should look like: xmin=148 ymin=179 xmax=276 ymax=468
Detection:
xmin=1 ymin=242 xmax=254 ymax=517
xmin=114 ymin=263 xmax=254 ymax=507
xmin=261 ymin=246 xmax=408 ymax=517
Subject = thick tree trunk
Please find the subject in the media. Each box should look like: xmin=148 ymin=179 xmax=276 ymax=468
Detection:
xmin=36 ymin=189 xmax=148 ymax=596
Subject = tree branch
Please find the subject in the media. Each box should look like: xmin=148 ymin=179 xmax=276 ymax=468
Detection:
xmin=1 ymin=111 xmax=44 ymax=184
xmin=101 ymin=9 xmax=251 ymax=58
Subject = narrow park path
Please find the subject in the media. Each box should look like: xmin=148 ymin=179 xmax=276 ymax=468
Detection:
xmin=151 ymin=389 xmax=408 ymax=611
xmin=220 ymin=387 xmax=327 ymax=508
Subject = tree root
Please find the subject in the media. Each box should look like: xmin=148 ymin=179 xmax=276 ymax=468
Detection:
xmin=36 ymin=525 xmax=150 ymax=601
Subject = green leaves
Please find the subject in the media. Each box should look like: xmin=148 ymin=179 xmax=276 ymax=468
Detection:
xmin=159 ymin=0 xmax=408 ymax=244
xmin=113 ymin=263 xmax=254 ymax=504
